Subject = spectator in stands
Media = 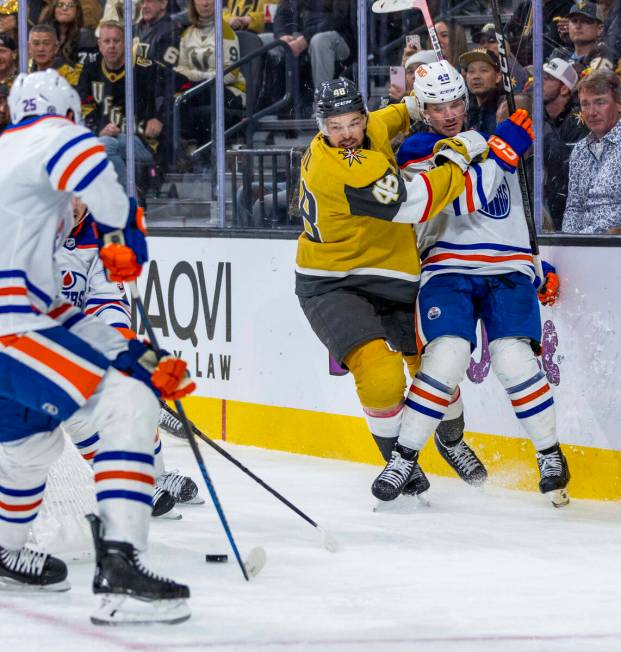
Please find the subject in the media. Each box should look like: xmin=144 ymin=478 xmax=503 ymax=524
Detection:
xmin=388 ymin=50 xmax=435 ymax=102
xmin=434 ymin=19 xmax=467 ymax=70
xmin=0 ymin=83 xmax=9 ymax=134
xmin=39 ymin=0 xmax=98 ymax=71
xmin=0 ymin=33 xmax=16 ymax=87
xmin=78 ymin=21 xmax=159 ymax=189
xmin=29 ymin=24 xmax=82 ymax=85
xmin=507 ymin=0 xmax=573 ymax=65
xmin=460 ymin=48 xmax=502 ymax=134
xmin=135 ymin=0 xmax=181 ymax=169
xmin=542 ymin=58 xmax=589 ymax=229
xmin=551 ymin=2 xmax=616 ymax=73
xmin=175 ymin=0 xmax=246 ymax=146
xmin=563 ymin=69 xmax=621 ymax=233
xmin=273 ymin=0 xmax=355 ymax=90
xmin=0 ymin=0 xmax=17 ymax=41
xmin=600 ymin=0 xmax=621 ymax=60
xmin=472 ymin=23 xmax=528 ymax=91
xmin=224 ymin=0 xmax=266 ymax=34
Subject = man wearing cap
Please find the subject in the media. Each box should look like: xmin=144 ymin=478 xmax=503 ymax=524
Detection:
xmin=472 ymin=23 xmax=528 ymax=91
xmin=459 ymin=48 xmax=502 ymax=134
xmin=0 ymin=33 xmax=16 ymax=87
xmin=543 ymin=57 xmax=589 ymax=228
xmin=551 ymin=2 xmax=615 ymax=73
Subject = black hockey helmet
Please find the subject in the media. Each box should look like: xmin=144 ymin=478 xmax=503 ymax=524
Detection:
xmin=314 ymin=77 xmax=367 ymax=134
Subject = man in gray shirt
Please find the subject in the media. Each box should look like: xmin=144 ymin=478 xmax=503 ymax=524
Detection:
xmin=562 ymin=70 xmax=621 ymax=234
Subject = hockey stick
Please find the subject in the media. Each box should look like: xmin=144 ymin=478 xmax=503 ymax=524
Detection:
xmin=159 ymin=402 xmax=340 ymax=553
xmin=489 ymin=0 xmax=544 ymax=283
xmin=128 ymin=281 xmax=265 ymax=581
xmin=374 ymin=0 xmax=544 ymax=283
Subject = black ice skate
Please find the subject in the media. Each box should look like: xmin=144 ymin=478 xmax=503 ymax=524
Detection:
xmin=0 ymin=545 xmax=70 ymax=592
xmin=372 ymin=444 xmax=419 ymax=501
xmin=151 ymin=485 xmax=180 ymax=519
xmin=435 ymin=418 xmax=487 ymax=487
xmin=157 ymin=471 xmax=204 ymax=505
xmin=536 ymin=444 xmax=570 ymax=508
xmin=402 ymin=463 xmax=431 ymax=496
xmin=87 ymin=514 xmax=190 ymax=625
xmin=158 ymin=405 xmax=185 ymax=438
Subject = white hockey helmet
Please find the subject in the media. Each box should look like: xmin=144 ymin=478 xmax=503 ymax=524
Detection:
xmin=413 ymin=61 xmax=468 ymax=120
xmin=8 ymin=69 xmax=82 ymax=125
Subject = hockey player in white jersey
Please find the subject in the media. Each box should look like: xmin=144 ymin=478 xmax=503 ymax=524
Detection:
xmin=371 ymin=62 xmax=570 ymax=507
xmin=0 ymin=70 xmax=195 ymax=624
xmin=56 ymin=198 xmax=203 ymax=518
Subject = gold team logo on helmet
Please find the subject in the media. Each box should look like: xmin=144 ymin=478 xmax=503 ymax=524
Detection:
xmin=340 ymin=148 xmax=367 ymax=167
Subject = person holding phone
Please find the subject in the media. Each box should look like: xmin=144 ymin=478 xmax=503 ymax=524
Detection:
xmin=388 ymin=50 xmax=436 ymax=102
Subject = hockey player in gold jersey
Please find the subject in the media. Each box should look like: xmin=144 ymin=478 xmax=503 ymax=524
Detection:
xmin=295 ymin=78 xmax=497 ymax=499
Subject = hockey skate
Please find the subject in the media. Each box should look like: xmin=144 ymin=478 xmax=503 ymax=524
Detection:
xmin=157 ymin=471 xmax=204 ymax=505
xmin=0 ymin=545 xmax=70 ymax=592
xmin=434 ymin=430 xmax=487 ymax=487
xmin=151 ymin=486 xmax=181 ymax=520
xmin=87 ymin=514 xmax=190 ymax=625
xmin=158 ymin=406 xmax=185 ymax=439
xmin=374 ymin=462 xmax=430 ymax=512
xmin=372 ymin=444 xmax=419 ymax=502
xmin=536 ymin=444 xmax=570 ymax=508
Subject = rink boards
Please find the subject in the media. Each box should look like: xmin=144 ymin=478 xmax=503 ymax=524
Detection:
xmin=138 ymin=235 xmax=621 ymax=501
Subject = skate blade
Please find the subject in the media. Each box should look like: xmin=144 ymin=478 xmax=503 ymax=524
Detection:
xmin=153 ymin=508 xmax=182 ymax=520
xmin=0 ymin=576 xmax=71 ymax=592
xmin=373 ymin=492 xmax=430 ymax=513
xmin=179 ymin=494 xmax=205 ymax=505
xmin=157 ymin=426 xmax=186 ymax=441
xmin=91 ymin=594 xmax=191 ymax=625
xmin=244 ymin=546 xmax=267 ymax=578
xmin=547 ymin=488 xmax=570 ymax=508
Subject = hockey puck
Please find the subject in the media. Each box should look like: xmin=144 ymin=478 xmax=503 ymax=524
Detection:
xmin=205 ymin=554 xmax=228 ymax=563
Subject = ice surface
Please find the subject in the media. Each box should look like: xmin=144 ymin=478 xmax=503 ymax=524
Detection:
xmin=2 ymin=435 xmax=621 ymax=652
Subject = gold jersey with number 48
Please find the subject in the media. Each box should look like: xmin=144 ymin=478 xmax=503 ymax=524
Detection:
xmin=295 ymin=103 xmax=468 ymax=304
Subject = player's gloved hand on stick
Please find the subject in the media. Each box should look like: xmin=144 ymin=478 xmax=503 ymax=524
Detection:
xmin=488 ymin=109 xmax=534 ymax=172
xmin=536 ymin=260 xmax=560 ymax=306
xmin=113 ymin=339 xmax=196 ymax=400
xmin=95 ymin=198 xmax=148 ymax=282
xmin=432 ymin=131 xmax=489 ymax=172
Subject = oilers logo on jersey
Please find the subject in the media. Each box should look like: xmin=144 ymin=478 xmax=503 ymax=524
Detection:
xmin=479 ymin=178 xmax=511 ymax=220
xmin=61 ymin=269 xmax=87 ymax=309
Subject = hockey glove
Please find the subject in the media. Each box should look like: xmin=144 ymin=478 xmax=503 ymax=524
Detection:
xmin=95 ymin=198 xmax=148 ymax=282
xmin=535 ymin=261 xmax=560 ymax=306
xmin=488 ymin=109 xmax=534 ymax=173
xmin=113 ymin=339 xmax=196 ymax=400
xmin=432 ymin=131 xmax=489 ymax=172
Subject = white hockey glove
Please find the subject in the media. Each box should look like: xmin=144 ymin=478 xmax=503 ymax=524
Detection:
xmin=432 ymin=131 xmax=489 ymax=172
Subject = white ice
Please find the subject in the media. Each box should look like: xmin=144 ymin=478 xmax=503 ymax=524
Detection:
xmin=3 ymin=434 xmax=621 ymax=652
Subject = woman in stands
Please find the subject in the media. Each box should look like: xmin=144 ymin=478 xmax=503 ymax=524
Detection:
xmin=39 ymin=0 xmax=97 ymax=74
xmin=175 ymin=0 xmax=246 ymax=147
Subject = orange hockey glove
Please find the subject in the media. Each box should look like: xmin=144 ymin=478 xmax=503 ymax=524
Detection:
xmin=152 ymin=356 xmax=196 ymax=401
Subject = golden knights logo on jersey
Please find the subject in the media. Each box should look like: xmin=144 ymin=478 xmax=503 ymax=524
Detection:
xmin=340 ymin=148 xmax=366 ymax=166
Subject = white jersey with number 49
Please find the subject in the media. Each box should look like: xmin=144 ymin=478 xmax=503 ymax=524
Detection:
xmin=398 ymin=133 xmax=535 ymax=286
